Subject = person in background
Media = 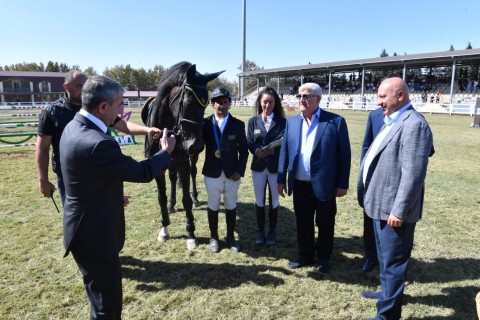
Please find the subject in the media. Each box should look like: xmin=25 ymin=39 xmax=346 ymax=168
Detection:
xmin=247 ymin=87 xmax=286 ymax=247
xmin=202 ymin=87 xmax=248 ymax=253
xmin=277 ymin=82 xmax=351 ymax=273
xmin=36 ymin=70 xmax=162 ymax=205
xmin=60 ymin=75 xmax=176 ymax=319
xmin=359 ymin=107 xmax=384 ymax=273
xmin=358 ymin=77 xmax=433 ymax=320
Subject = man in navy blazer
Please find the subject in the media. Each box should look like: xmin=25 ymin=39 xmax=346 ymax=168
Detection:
xmin=359 ymin=107 xmax=384 ymax=273
xmin=278 ymin=82 xmax=351 ymax=273
xmin=202 ymin=87 xmax=248 ymax=253
xmin=60 ymin=75 xmax=175 ymax=319
xmin=358 ymin=77 xmax=433 ymax=320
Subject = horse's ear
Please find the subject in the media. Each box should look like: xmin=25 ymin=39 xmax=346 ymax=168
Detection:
xmin=186 ymin=64 xmax=197 ymax=82
xmin=204 ymin=70 xmax=225 ymax=82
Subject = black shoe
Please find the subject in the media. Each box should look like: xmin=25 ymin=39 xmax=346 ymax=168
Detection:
xmin=361 ymin=291 xmax=381 ymax=300
xmin=288 ymin=258 xmax=314 ymax=269
xmin=317 ymin=259 xmax=331 ymax=273
xmin=226 ymin=238 xmax=240 ymax=252
xmin=265 ymin=229 xmax=276 ymax=247
xmin=255 ymin=230 xmax=266 ymax=246
xmin=361 ymin=259 xmax=378 ymax=273
xmin=209 ymin=238 xmax=219 ymax=253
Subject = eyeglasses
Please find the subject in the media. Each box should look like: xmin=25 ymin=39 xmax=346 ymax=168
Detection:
xmin=295 ymin=94 xmax=317 ymax=100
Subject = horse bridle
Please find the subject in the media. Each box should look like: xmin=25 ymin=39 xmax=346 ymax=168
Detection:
xmin=166 ymin=80 xmax=208 ymax=139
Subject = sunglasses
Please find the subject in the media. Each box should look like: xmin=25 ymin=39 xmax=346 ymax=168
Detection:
xmin=295 ymin=94 xmax=317 ymax=100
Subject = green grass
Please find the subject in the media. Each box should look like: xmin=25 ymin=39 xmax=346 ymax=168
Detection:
xmin=0 ymin=107 xmax=479 ymax=319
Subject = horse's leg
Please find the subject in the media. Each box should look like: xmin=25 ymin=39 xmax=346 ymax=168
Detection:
xmin=155 ymin=174 xmax=171 ymax=242
xmin=178 ymin=160 xmax=198 ymax=249
xmin=190 ymin=154 xmax=200 ymax=207
xmin=168 ymin=167 xmax=177 ymax=214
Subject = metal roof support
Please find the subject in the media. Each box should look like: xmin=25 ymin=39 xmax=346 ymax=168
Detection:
xmin=450 ymin=59 xmax=456 ymax=104
xmin=328 ymin=70 xmax=332 ymax=96
xmin=361 ymin=66 xmax=365 ymax=98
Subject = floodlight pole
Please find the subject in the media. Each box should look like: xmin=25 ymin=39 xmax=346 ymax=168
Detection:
xmin=241 ymin=0 xmax=246 ymax=98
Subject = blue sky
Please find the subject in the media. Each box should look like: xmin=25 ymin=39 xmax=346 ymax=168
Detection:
xmin=2 ymin=0 xmax=479 ymax=81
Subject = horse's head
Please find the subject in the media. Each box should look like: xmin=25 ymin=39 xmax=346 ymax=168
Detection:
xmin=144 ymin=62 xmax=224 ymax=158
xmin=174 ymin=64 xmax=224 ymax=156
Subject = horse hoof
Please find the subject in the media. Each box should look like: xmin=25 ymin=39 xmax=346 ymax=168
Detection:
xmin=192 ymin=199 xmax=200 ymax=208
xmin=168 ymin=207 xmax=176 ymax=214
xmin=157 ymin=227 xmax=170 ymax=243
xmin=186 ymin=238 xmax=199 ymax=250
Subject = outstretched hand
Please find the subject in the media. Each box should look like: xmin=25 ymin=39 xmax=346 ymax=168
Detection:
xmin=161 ymin=128 xmax=176 ymax=154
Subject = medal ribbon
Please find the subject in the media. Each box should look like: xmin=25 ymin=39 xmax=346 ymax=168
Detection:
xmin=212 ymin=116 xmax=223 ymax=151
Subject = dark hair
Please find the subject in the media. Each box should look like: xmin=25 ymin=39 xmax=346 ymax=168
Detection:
xmin=255 ymin=87 xmax=285 ymax=118
xmin=81 ymin=75 xmax=125 ymax=113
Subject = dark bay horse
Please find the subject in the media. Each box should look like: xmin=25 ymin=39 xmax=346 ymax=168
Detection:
xmin=167 ymin=153 xmax=200 ymax=213
xmin=143 ymin=62 xmax=223 ymax=249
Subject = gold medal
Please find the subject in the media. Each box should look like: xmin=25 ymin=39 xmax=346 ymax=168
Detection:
xmin=215 ymin=150 xmax=221 ymax=158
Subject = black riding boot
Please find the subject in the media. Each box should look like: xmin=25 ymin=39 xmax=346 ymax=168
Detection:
xmin=255 ymin=205 xmax=266 ymax=246
xmin=225 ymin=209 xmax=240 ymax=252
xmin=266 ymin=206 xmax=278 ymax=247
xmin=207 ymin=208 xmax=219 ymax=253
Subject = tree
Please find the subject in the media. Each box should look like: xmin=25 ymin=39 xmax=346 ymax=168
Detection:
xmin=393 ymin=52 xmax=398 ymax=56
xmin=84 ymin=67 xmax=98 ymax=77
xmin=449 ymin=45 xmax=455 ymax=51
xmin=466 ymin=42 xmax=473 ymax=50
xmin=103 ymin=64 xmax=135 ymax=90
xmin=380 ymin=49 xmax=389 ymax=57
xmin=238 ymin=60 xmax=264 ymax=92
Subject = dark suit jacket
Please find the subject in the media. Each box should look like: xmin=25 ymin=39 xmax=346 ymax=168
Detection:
xmin=202 ymin=113 xmax=248 ymax=178
xmin=361 ymin=107 xmax=384 ymax=161
xmin=277 ymin=109 xmax=351 ymax=201
xmin=247 ymin=114 xmax=286 ymax=173
xmin=60 ymin=113 xmax=171 ymax=259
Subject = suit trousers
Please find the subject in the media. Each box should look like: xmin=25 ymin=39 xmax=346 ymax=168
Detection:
xmin=292 ymin=180 xmax=336 ymax=262
xmin=373 ymin=219 xmax=416 ymax=320
xmin=72 ymin=252 xmax=122 ymax=320
xmin=56 ymin=175 xmax=66 ymax=206
xmin=363 ymin=210 xmax=378 ymax=261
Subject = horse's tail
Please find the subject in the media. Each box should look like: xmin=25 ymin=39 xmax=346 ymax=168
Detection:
xmin=142 ymin=97 xmax=160 ymax=158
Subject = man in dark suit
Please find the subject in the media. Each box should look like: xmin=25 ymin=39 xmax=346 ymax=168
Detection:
xmin=358 ymin=77 xmax=433 ymax=320
xmin=60 ymin=75 xmax=175 ymax=319
xmin=277 ymin=82 xmax=351 ymax=273
xmin=202 ymin=87 xmax=248 ymax=253
xmin=359 ymin=107 xmax=384 ymax=273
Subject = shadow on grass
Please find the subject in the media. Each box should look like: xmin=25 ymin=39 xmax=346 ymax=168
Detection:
xmin=121 ymin=255 xmax=292 ymax=291
xmin=404 ymin=285 xmax=480 ymax=320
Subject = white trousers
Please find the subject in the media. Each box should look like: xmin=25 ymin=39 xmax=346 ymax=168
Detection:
xmin=204 ymin=171 xmax=241 ymax=211
xmin=252 ymin=169 xmax=279 ymax=208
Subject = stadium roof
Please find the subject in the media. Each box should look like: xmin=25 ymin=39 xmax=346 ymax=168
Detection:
xmin=0 ymin=71 xmax=66 ymax=78
xmin=237 ymin=48 xmax=480 ymax=78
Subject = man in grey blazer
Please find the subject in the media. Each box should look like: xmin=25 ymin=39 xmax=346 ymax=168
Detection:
xmin=358 ymin=77 xmax=433 ymax=320
xmin=60 ymin=75 xmax=175 ymax=319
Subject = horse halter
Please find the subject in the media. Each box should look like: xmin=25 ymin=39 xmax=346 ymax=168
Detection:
xmin=167 ymin=80 xmax=208 ymax=139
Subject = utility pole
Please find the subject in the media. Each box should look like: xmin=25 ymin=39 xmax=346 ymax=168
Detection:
xmin=241 ymin=0 xmax=246 ymax=98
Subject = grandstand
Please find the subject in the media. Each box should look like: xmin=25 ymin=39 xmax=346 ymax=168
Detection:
xmin=236 ymin=48 xmax=480 ymax=116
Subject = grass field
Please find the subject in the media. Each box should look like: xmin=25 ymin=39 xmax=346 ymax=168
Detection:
xmin=0 ymin=107 xmax=479 ymax=319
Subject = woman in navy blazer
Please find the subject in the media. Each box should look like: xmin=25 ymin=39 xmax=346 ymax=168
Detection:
xmin=247 ymin=87 xmax=286 ymax=247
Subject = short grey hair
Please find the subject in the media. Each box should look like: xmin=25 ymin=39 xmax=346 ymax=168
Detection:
xmin=81 ymin=75 xmax=125 ymax=113
xmin=299 ymin=82 xmax=323 ymax=97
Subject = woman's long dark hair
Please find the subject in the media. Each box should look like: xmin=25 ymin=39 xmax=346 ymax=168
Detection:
xmin=255 ymin=86 xmax=285 ymax=118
